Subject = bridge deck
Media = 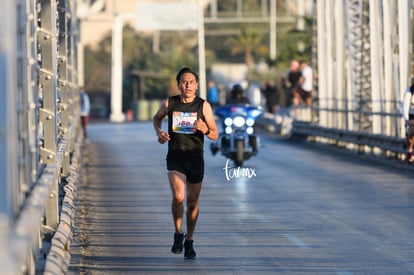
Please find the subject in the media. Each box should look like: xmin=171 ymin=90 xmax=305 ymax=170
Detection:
xmin=68 ymin=122 xmax=414 ymax=274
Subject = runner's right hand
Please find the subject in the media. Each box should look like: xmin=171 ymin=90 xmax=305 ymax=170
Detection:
xmin=157 ymin=131 xmax=170 ymax=144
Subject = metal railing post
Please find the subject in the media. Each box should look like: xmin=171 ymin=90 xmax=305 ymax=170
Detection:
xmin=38 ymin=0 xmax=58 ymax=165
xmin=57 ymin=0 xmax=72 ymax=176
xmin=0 ymin=0 xmax=19 ymax=218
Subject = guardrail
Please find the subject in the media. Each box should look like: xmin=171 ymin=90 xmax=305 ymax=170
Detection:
xmin=257 ymin=106 xmax=407 ymax=161
xmin=291 ymin=121 xmax=406 ymax=159
xmin=0 ymin=0 xmax=82 ymax=274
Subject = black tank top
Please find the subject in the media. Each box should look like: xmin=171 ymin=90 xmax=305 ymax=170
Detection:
xmin=167 ymin=95 xmax=205 ymax=155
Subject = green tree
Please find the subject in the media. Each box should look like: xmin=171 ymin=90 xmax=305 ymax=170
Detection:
xmin=84 ymin=32 xmax=112 ymax=93
xmin=274 ymin=16 xmax=313 ymax=69
xmin=226 ymin=26 xmax=268 ymax=71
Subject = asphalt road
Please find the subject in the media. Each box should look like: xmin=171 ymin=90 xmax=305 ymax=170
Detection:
xmin=68 ymin=121 xmax=414 ymax=274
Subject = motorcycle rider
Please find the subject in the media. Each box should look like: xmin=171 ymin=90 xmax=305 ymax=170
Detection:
xmin=229 ymin=84 xmax=258 ymax=154
xmin=226 ymin=84 xmax=250 ymax=105
xmin=212 ymin=84 xmax=258 ymax=160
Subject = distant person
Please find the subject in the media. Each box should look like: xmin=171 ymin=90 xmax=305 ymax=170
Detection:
xmin=79 ymin=87 xmax=90 ymax=139
xmin=216 ymin=83 xmax=226 ymax=106
xmin=217 ymin=83 xmax=226 ymax=106
xmin=226 ymin=84 xmax=250 ymax=105
xmin=263 ymin=80 xmax=279 ymax=113
xmin=247 ymin=83 xmax=262 ymax=106
xmin=207 ymin=80 xmax=219 ymax=107
xmin=282 ymin=60 xmax=302 ymax=107
xmin=401 ymin=84 xmax=414 ymax=163
xmin=288 ymin=60 xmax=302 ymax=89
xmin=292 ymin=60 xmax=313 ymax=106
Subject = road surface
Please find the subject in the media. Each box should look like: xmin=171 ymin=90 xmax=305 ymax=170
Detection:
xmin=69 ymin=122 xmax=414 ymax=274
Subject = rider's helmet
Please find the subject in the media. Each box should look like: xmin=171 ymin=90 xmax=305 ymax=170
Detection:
xmin=231 ymin=84 xmax=244 ymax=99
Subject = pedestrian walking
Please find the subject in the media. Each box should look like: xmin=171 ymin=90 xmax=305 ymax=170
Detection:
xmin=79 ymin=87 xmax=90 ymax=140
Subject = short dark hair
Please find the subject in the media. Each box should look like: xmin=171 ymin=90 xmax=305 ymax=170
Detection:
xmin=176 ymin=66 xmax=199 ymax=84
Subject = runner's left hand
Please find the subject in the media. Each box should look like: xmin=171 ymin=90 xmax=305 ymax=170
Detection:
xmin=194 ymin=119 xmax=207 ymax=133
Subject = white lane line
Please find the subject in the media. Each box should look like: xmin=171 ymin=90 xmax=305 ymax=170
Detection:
xmin=282 ymin=234 xmax=311 ymax=249
xmin=336 ymin=271 xmax=353 ymax=275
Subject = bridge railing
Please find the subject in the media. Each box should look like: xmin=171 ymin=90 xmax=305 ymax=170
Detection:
xmin=0 ymin=0 xmax=82 ymax=274
xmin=258 ymin=103 xmax=407 ymax=161
xmin=291 ymin=120 xmax=406 ymax=159
xmin=295 ymin=96 xmax=407 ymax=160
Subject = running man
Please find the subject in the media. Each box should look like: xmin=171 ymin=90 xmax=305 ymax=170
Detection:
xmin=153 ymin=67 xmax=218 ymax=258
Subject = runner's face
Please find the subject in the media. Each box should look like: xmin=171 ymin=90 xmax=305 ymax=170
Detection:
xmin=178 ymin=73 xmax=198 ymax=99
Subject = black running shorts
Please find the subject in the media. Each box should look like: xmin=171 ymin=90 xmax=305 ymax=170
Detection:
xmin=166 ymin=153 xmax=204 ymax=184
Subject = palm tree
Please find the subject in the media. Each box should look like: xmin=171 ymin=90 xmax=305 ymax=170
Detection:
xmin=226 ymin=27 xmax=268 ymax=72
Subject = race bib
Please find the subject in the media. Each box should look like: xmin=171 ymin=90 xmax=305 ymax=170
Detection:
xmin=172 ymin=111 xmax=197 ymax=134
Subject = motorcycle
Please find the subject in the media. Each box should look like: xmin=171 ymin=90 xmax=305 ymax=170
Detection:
xmin=210 ymin=104 xmax=264 ymax=167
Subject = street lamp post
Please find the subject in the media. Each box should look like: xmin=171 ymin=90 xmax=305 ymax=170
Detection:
xmin=110 ymin=14 xmax=125 ymax=122
xmin=198 ymin=0 xmax=206 ymax=99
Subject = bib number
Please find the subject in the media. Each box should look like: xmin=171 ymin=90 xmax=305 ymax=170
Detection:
xmin=172 ymin=111 xmax=197 ymax=134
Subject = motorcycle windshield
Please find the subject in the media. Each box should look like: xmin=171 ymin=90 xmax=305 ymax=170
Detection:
xmin=214 ymin=105 xmax=264 ymax=120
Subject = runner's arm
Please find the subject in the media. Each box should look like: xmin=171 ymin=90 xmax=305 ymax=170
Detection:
xmin=202 ymin=101 xmax=219 ymax=141
xmin=153 ymin=99 xmax=170 ymax=144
